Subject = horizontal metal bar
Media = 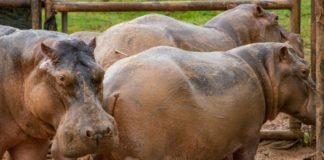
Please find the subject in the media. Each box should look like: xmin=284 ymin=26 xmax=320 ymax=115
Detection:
xmin=53 ymin=0 xmax=292 ymax=12
xmin=0 ymin=0 xmax=30 ymax=8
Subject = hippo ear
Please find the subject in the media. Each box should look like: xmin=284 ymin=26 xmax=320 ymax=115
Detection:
xmin=41 ymin=43 xmax=58 ymax=62
xmin=279 ymin=46 xmax=290 ymax=62
xmin=254 ymin=5 xmax=264 ymax=17
xmin=279 ymin=27 xmax=289 ymax=40
xmin=88 ymin=38 xmax=96 ymax=54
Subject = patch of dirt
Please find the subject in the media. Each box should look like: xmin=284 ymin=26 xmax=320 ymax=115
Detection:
xmin=256 ymin=113 xmax=315 ymax=160
xmin=256 ymin=143 xmax=314 ymax=160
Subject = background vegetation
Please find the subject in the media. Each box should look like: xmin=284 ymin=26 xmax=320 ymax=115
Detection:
xmin=55 ymin=0 xmax=311 ymax=58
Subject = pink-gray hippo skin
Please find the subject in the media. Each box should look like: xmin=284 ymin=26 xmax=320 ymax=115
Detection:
xmin=94 ymin=4 xmax=304 ymax=69
xmin=70 ymin=31 xmax=100 ymax=44
xmin=102 ymin=43 xmax=315 ymax=160
xmin=0 ymin=25 xmax=118 ymax=160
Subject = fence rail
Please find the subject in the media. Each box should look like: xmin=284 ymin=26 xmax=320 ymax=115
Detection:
xmin=0 ymin=0 xmax=30 ymax=8
xmin=53 ymin=0 xmax=292 ymax=12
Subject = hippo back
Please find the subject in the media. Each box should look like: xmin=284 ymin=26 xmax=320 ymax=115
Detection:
xmin=95 ymin=14 xmax=235 ymax=69
xmin=70 ymin=31 xmax=100 ymax=44
xmin=0 ymin=25 xmax=18 ymax=37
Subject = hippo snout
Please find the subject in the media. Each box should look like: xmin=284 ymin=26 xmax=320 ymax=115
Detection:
xmin=84 ymin=126 xmax=111 ymax=138
xmin=82 ymin=123 xmax=114 ymax=144
xmin=54 ymin=104 xmax=119 ymax=158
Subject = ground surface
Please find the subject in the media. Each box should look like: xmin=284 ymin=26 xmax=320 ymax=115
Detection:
xmin=256 ymin=114 xmax=315 ymax=160
xmin=1 ymin=114 xmax=315 ymax=160
xmin=256 ymin=144 xmax=314 ymax=160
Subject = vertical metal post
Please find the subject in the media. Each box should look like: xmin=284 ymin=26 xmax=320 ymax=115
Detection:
xmin=31 ymin=0 xmax=42 ymax=29
xmin=288 ymin=0 xmax=302 ymax=133
xmin=62 ymin=12 xmax=68 ymax=33
xmin=316 ymin=0 xmax=324 ymax=159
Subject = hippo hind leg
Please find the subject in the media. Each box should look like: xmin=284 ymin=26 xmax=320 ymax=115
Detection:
xmin=233 ymin=137 xmax=260 ymax=160
xmin=7 ymin=138 xmax=49 ymax=160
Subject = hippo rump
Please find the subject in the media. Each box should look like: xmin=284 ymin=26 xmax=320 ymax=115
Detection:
xmin=70 ymin=31 xmax=100 ymax=44
xmin=0 ymin=26 xmax=118 ymax=159
xmin=94 ymin=4 xmax=303 ymax=69
xmin=102 ymin=43 xmax=315 ymax=159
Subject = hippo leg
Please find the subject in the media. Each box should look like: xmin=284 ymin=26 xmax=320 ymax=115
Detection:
xmin=7 ymin=138 xmax=49 ymax=160
xmin=233 ymin=137 xmax=259 ymax=160
xmin=0 ymin=150 xmax=5 ymax=159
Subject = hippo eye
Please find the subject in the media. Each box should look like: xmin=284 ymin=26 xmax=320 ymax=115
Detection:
xmin=300 ymin=69 xmax=309 ymax=79
xmin=58 ymin=75 xmax=65 ymax=82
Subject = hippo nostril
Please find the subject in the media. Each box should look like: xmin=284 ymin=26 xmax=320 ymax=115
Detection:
xmin=86 ymin=129 xmax=94 ymax=138
xmin=106 ymin=127 xmax=111 ymax=135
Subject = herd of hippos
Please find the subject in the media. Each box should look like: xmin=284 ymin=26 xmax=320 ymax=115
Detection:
xmin=0 ymin=4 xmax=315 ymax=160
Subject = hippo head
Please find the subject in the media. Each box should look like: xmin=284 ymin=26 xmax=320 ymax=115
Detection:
xmin=204 ymin=4 xmax=289 ymax=46
xmin=24 ymin=37 xmax=118 ymax=157
xmin=276 ymin=47 xmax=315 ymax=125
xmin=262 ymin=44 xmax=315 ymax=125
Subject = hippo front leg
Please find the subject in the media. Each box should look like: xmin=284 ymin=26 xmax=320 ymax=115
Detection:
xmin=233 ymin=137 xmax=260 ymax=160
xmin=7 ymin=138 xmax=49 ymax=160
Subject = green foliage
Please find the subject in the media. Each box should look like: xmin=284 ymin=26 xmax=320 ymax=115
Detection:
xmin=302 ymin=132 xmax=311 ymax=146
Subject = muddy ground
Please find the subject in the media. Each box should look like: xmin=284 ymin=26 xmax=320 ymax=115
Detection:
xmin=256 ymin=113 xmax=315 ymax=160
xmin=2 ymin=114 xmax=315 ymax=160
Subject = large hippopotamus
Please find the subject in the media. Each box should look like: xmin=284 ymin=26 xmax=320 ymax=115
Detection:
xmin=0 ymin=25 xmax=118 ymax=159
xmin=94 ymin=4 xmax=303 ymax=69
xmin=102 ymin=43 xmax=315 ymax=159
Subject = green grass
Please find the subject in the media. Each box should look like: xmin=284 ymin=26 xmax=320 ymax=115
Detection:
xmin=54 ymin=0 xmax=311 ymax=58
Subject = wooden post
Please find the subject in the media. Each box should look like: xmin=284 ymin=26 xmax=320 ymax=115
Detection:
xmin=45 ymin=0 xmax=53 ymax=20
xmin=288 ymin=0 xmax=302 ymax=134
xmin=290 ymin=0 xmax=301 ymax=34
xmin=44 ymin=0 xmax=58 ymax=31
xmin=31 ymin=0 xmax=42 ymax=29
xmin=315 ymin=0 xmax=324 ymax=159
xmin=311 ymin=0 xmax=317 ymax=146
xmin=61 ymin=12 xmax=68 ymax=33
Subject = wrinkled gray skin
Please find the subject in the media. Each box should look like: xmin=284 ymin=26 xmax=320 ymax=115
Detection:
xmin=103 ymin=43 xmax=315 ymax=159
xmin=95 ymin=4 xmax=303 ymax=69
xmin=70 ymin=31 xmax=100 ymax=44
xmin=0 ymin=25 xmax=118 ymax=160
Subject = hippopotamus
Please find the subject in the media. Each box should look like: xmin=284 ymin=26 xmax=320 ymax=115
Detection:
xmin=0 ymin=26 xmax=118 ymax=159
xmin=94 ymin=4 xmax=303 ymax=69
xmin=70 ymin=31 xmax=100 ymax=44
xmin=102 ymin=43 xmax=315 ymax=159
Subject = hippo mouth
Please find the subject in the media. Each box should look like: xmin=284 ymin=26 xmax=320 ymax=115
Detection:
xmin=299 ymin=78 xmax=316 ymax=125
xmin=299 ymin=96 xmax=313 ymax=125
xmin=55 ymin=129 xmax=118 ymax=158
